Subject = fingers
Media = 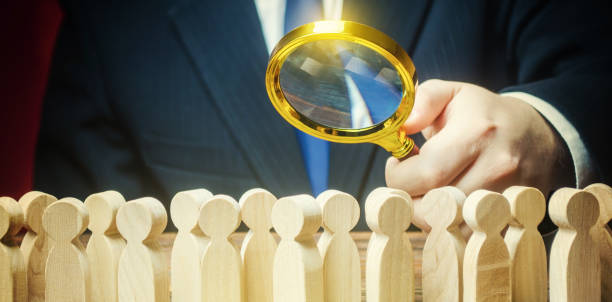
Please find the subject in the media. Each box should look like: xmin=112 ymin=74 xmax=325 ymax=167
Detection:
xmin=408 ymin=196 xmax=432 ymax=233
xmin=386 ymin=122 xmax=484 ymax=196
xmin=403 ymin=79 xmax=464 ymax=135
xmin=451 ymin=147 xmax=520 ymax=194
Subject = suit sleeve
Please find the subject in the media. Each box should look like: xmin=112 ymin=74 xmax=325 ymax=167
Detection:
xmin=499 ymin=0 xmax=612 ymax=184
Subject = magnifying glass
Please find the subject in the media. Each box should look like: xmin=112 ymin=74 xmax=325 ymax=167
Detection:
xmin=265 ymin=20 xmax=417 ymax=158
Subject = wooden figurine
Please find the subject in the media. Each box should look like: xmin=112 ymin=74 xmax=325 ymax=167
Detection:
xmin=18 ymin=191 xmax=56 ymax=302
xmin=585 ymin=183 xmax=612 ymax=302
xmin=239 ymin=188 xmax=277 ymax=302
xmin=0 ymin=197 xmax=27 ymax=302
xmin=199 ymin=195 xmax=243 ymax=302
xmin=316 ymin=190 xmax=360 ymax=302
xmin=549 ymin=188 xmax=601 ymax=302
xmin=503 ymin=186 xmax=547 ymax=302
xmin=117 ymin=197 xmax=169 ymax=302
xmin=271 ymin=195 xmax=323 ymax=302
xmin=365 ymin=190 xmax=414 ymax=302
xmin=421 ymin=186 xmax=466 ymax=302
xmin=43 ymin=198 xmax=91 ymax=302
xmin=84 ymin=191 xmax=126 ymax=302
xmin=463 ymin=190 xmax=511 ymax=302
xmin=170 ymin=189 xmax=212 ymax=302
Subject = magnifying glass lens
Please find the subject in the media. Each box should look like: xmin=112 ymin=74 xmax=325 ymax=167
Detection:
xmin=279 ymin=40 xmax=403 ymax=130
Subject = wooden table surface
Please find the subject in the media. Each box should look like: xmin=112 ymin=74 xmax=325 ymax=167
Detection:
xmin=150 ymin=231 xmax=427 ymax=301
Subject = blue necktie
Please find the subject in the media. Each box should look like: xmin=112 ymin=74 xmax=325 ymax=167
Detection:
xmin=284 ymin=0 xmax=330 ymax=196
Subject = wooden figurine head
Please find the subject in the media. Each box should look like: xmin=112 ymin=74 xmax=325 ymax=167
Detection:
xmin=85 ymin=191 xmax=126 ymax=235
xmin=365 ymin=191 xmax=412 ymax=236
xmin=171 ymin=189 xmax=212 ymax=233
xmin=550 ymin=188 xmax=599 ymax=232
xmin=463 ymin=190 xmax=510 ymax=234
xmin=199 ymin=195 xmax=241 ymax=239
xmin=239 ymin=188 xmax=277 ymax=232
xmin=0 ymin=197 xmax=24 ymax=242
xmin=43 ymin=198 xmax=89 ymax=242
xmin=117 ymin=197 xmax=167 ymax=243
xmin=271 ymin=195 xmax=321 ymax=240
xmin=317 ymin=190 xmax=359 ymax=233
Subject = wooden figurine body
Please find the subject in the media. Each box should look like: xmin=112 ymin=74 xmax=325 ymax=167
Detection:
xmin=199 ymin=195 xmax=243 ymax=302
xmin=43 ymin=198 xmax=91 ymax=302
xmin=0 ymin=197 xmax=27 ymax=302
xmin=170 ymin=189 xmax=212 ymax=302
xmin=585 ymin=183 xmax=612 ymax=301
xmin=84 ymin=191 xmax=126 ymax=302
xmin=239 ymin=189 xmax=277 ymax=302
xmin=422 ymin=187 xmax=466 ymax=302
xmin=365 ymin=190 xmax=414 ymax=302
xmin=549 ymin=188 xmax=600 ymax=302
xmin=316 ymin=190 xmax=360 ymax=302
xmin=117 ymin=197 xmax=169 ymax=302
xmin=502 ymin=186 xmax=547 ymax=302
xmin=463 ymin=190 xmax=511 ymax=302
xmin=271 ymin=195 xmax=323 ymax=302
xmin=18 ymin=191 xmax=56 ymax=302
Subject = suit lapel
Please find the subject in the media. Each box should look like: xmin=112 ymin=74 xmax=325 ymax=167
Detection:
xmin=169 ymin=0 xmax=310 ymax=195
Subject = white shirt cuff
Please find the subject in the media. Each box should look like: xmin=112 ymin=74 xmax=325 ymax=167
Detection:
xmin=501 ymin=91 xmax=594 ymax=188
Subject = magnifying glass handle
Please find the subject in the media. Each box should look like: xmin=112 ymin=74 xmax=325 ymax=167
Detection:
xmin=374 ymin=129 xmax=418 ymax=159
xmin=400 ymin=144 xmax=420 ymax=160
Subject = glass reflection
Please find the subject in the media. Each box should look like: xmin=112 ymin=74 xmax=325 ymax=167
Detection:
xmin=279 ymin=40 xmax=403 ymax=129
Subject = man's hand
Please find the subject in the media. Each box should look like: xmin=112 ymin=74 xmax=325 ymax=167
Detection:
xmin=385 ymin=79 xmax=574 ymax=232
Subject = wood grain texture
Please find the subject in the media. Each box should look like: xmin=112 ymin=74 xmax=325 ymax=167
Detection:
xmin=18 ymin=191 xmax=56 ymax=302
xmin=584 ymin=183 xmax=612 ymax=302
xmin=43 ymin=198 xmax=91 ymax=302
xmin=316 ymin=190 xmax=360 ymax=302
xmin=117 ymin=197 xmax=169 ymax=302
xmin=272 ymin=194 xmax=323 ymax=302
xmin=502 ymin=186 xmax=547 ymax=302
xmin=239 ymin=189 xmax=277 ymax=302
xmin=170 ymin=189 xmax=212 ymax=302
xmin=463 ymin=190 xmax=511 ymax=302
xmin=84 ymin=191 xmax=126 ymax=302
xmin=52 ymin=231 xmax=426 ymax=301
xmin=422 ymin=186 xmax=466 ymax=302
xmin=0 ymin=196 xmax=26 ymax=302
xmin=549 ymin=188 xmax=601 ymax=302
xmin=365 ymin=189 xmax=414 ymax=302
xmin=199 ymin=195 xmax=243 ymax=302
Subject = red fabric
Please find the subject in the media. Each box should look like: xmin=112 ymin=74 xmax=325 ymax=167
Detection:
xmin=0 ymin=0 xmax=63 ymax=199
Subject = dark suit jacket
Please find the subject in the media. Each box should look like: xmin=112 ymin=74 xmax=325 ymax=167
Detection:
xmin=36 ymin=0 xmax=612 ymax=229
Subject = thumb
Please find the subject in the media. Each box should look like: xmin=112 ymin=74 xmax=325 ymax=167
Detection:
xmin=403 ymin=79 xmax=465 ymax=134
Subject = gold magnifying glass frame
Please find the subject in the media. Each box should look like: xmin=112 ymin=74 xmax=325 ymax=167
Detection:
xmin=265 ymin=20 xmax=417 ymax=158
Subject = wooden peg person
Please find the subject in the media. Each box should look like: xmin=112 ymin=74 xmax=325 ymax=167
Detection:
xmin=239 ymin=188 xmax=277 ymax=302
xmin=502 ymin=186 xmax=547 ymax=302
xmin=549 ymin=188 xmax=601 ymax=302
xmin=170 ymin=189 xmax=212 ymax=302
xmin=199 ymin=195 xmax=243 ymax=302
xmin=585 ymin=183 xmax=612 ymax=302
xmin=316 ymin=189 xmax=360 ymax=302
xmin=84 ymin=191 xmax=126 ymax=302
xmin=43 ymin=198 xmax=91 ymax=302
xmin=421 ymin=186 xmax=466 ymax=302
xmin=117 ymin=197 xmax=169 ymax=302
xmin=0 ymin=197 xmax=27 ymax=302
xmin=365 ymin=190 xmax=414 ymax=302
xmin=271 ymin=195 xmax=323 ymax=302
xmin=463 ymin=190 xmax=511 ymax=302
xmin=18 ymin=191 xmax=56 ymax=302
